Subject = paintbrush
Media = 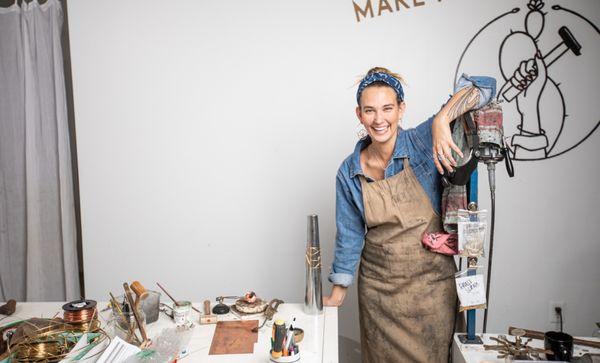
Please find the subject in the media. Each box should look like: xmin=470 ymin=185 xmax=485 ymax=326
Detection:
xmin=156 ymin=282 xmax=201 ymax=313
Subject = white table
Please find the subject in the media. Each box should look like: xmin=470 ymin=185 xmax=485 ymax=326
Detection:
xmin=453 ymin=333 xmax=600 ymax=363
xmin=1 ymin=302 xmax=338 ymax=363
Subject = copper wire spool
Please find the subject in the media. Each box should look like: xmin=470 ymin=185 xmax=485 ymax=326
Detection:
xmin=62 ymin=300 xmax=98 ymax=332
xmin=15 ymin=340 xmax=64 ymax=362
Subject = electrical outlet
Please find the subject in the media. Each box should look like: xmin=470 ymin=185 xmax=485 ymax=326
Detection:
xmin=548 ymin=301 xmax=566 ymax=325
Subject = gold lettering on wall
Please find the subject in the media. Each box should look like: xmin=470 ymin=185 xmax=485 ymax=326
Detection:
xmin=352 ymin=0 xmax=445 ymax=22
xmin=353 ymin=0 xmax=374 ymax=22
xmin=395 ymin=0 xmax=410 ymax=10
xmin=379 ymin=0 xmax=394 ymax=15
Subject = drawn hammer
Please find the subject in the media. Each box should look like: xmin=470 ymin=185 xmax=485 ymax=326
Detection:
xmin=200 ymin=300 xmax=218 ymax=324
xmin=502 ymin=26 xmax=582 ymax=102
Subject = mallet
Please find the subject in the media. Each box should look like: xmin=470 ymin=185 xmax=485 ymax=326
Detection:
xmin=199 ymin=300 xmax=218 ymax=325
xmin=502 ymin=26 xmax=582 ymax=102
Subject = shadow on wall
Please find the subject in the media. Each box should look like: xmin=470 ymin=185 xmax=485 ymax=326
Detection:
xmin=339 ymin=335 xmax=361 ymax=363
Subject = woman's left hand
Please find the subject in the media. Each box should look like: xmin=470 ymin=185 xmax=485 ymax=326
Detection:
xmin=432 ymin=114 xmax=463 ymax=175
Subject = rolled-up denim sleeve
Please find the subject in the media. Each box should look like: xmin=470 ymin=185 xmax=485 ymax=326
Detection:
xmin=454 ymin=74 xmax=497 ymax=109
xmin=329 ymin=171 xmax=365 ymax=287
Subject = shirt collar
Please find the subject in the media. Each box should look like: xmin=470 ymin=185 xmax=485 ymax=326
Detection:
xmin=349 ymin=128 xmax=408 ymax=178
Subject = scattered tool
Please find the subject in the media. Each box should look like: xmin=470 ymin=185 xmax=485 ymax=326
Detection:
xmin=0 ymin=300 xmax=16 ymax=316
xmin=508 ymin=326 xmax=600 ymax=349
xmin=200 ymin=300 xmax=218 ymax=325
xmin=484 ymin=330 xmax=551 ymax=360
xmin=123 ymin=283 xmax=150 ymax=348
xmin=156 ymin=282 xmax=200 ymax=313
xmin=252 ymin=299 xmax=284 ymax=332
xmin=109 ymin=292 xmax=140 ymax=344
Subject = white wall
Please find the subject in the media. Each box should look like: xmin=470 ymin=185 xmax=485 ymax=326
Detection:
xmin=67 ymin=0 xmax=599 ymax=355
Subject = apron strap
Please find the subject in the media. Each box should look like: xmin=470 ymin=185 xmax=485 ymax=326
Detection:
xmin=402 ymin=157 xmax=411 ymax=170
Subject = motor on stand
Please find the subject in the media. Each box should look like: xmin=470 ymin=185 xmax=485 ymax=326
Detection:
xmin=442 ymin=101 xmax=514 ymax=334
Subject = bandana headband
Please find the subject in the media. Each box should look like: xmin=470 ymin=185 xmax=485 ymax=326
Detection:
xmin=356 ymin=72 xmax=404 ymax=104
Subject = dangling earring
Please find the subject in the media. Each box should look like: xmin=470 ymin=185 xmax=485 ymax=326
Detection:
xmin=356 ymin=123 xmax=368 ymax=139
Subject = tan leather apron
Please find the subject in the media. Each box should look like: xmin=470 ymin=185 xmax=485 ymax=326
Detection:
xmin=358 ymin=158 xmax=458 ymax=363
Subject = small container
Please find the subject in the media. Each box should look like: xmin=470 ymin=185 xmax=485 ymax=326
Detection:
xmin=141 ymin=290 xmax=161 ymax=324
xmin=173 ymin=301 xmax=192 ymax=326
xmin=270 ymin=352 xmax=301 ymax=362
xmin=110 ymin=303 xmax=146 ymax=344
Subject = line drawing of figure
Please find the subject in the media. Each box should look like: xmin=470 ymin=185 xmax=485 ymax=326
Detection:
xmin=454 ymin=0 xmax=598 ymax=162
xmin=497 ymin=0 xmax=581 ymax=159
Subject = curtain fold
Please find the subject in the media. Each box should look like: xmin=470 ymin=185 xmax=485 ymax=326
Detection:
xmin=0 ymin=0 xmax=79 ymax=301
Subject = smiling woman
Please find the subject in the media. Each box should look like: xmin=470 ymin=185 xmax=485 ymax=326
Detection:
xmin=323 ymin=66 xmax=496 ymax=362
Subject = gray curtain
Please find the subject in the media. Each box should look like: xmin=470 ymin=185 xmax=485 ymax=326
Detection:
xmin=0 ymin=0 xmax=79 ymax=301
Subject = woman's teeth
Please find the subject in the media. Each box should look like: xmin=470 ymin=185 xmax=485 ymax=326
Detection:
xmin=373 ymin=126 xmax=388 ymax=133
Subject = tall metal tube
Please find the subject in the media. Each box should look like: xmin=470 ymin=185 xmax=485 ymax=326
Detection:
xmin=304 ymin=214 xmax=323 ymax=314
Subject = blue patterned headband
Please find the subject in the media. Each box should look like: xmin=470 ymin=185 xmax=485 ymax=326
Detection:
xmin=356 ymin=72 xmax=404 ymax=104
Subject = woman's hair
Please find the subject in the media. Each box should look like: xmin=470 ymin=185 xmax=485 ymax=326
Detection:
xmin=358 ymin=67 xmax=406 ymax=104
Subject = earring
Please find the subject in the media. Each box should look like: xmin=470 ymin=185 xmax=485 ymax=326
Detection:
xmin=356 ymin=123 xmax=368 ymax=139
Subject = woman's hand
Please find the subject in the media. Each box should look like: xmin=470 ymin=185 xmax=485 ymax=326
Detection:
xmin=323 ymin=285 xmax=348 ymax=307
xmin=432 ymin=114 xmax=463 ymax=174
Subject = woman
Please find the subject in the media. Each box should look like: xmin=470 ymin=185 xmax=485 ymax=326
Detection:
xmin=323 ymin=67 xmax=496 ymax=362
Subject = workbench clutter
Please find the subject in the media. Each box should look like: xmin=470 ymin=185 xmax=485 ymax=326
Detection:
xmin=0 ymin=299 xmax=109 ymax=362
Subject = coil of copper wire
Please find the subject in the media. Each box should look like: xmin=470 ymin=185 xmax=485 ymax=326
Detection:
xmin=62 ymin=299 xmax=98 ymax=332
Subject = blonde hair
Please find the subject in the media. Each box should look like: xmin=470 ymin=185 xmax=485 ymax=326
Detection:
xmin=364 ymin=66 xmax=406 ymax=85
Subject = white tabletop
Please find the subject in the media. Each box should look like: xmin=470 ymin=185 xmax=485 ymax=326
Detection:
xmin=453 ymin=333 xmax=600 ymax=363
xmin=1 ymin=301 xmax=338 ymax=363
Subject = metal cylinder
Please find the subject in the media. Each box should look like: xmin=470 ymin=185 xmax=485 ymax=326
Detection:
xmin=304 ymin=214 xmax=323 ymax=314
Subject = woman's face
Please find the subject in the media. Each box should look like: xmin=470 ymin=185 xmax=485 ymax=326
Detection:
xmin=356 ymin=86 xmax=406 ymax=144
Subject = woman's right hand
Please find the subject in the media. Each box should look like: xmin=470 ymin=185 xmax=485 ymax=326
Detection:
xmin=323 ymin=285 xmax=348 ymax=307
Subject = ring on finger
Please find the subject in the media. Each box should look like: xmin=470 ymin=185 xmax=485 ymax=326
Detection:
xmin=437 ymin=154 xmax=445 ymax=161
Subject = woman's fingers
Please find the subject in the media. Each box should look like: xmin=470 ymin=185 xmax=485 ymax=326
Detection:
xmin=435 ymin=143 xmax=454 ymax=173
xmin=449 ymin=140 xmax=464 ymax=159
xmin=433 ymin=148 xmax=445 ymax=174
xmin=443 ymin=145 xmax=457 ymax=167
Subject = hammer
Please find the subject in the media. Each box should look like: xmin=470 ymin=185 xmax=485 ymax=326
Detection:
xmin=501 ymin=26 xmax=582 ymax=102
xmin=199 ymin=300 xmax=218 ymax=324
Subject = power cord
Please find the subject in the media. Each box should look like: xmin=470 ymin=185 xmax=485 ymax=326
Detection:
xmin=555 ymin=306 xmax=563 ymax=332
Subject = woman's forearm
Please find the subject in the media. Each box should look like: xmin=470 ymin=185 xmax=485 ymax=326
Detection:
xmin=437 ymin=86 xmax=481 ymax=124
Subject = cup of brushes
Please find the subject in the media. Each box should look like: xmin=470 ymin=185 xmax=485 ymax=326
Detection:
xmin=270 ymin=319 xmax=300 ymax=362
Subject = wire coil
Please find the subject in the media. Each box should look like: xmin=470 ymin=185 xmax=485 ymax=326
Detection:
xmin=62 ymin=299 xmax=99 ymax=332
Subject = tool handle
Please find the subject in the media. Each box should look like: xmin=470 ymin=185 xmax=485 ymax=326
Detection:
xmin=124 ymin=283 xmax=148 ymax=342
xmin=156 ymin=282 xmax=180 ymax=306
xmin=110 ymin=292 xmax=140 ymax=344
xmin=203 ymin=300 xmax=211 ymax=315
xmin=131 ymin=281 xmax=148 ymax=297
xmin=508 ymin=326 xmax=600 ymax=349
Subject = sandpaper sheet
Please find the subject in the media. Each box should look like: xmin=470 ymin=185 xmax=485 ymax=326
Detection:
xmin=209 ymin=320 xmax=259 ymax=355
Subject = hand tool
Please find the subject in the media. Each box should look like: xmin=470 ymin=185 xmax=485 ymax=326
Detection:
xmin=200 ymin=300 xmax=218 ymax=325
xmin=109 ymin=292 xmax=140 ymax=344
xmin=508 ymin=326 xmax=600 ymax=349
xmin=252 ymin=298 xmax=284 ymax=332
xmin=156 ymin=282 xmax=200 ymax=313
xmin=123 ymin=282 xmax=150 ymax=347
xmin=130 ymin=281 xmax=149 ymax=312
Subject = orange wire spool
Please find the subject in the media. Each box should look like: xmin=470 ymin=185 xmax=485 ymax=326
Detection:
xmin=62 ymin=300 xmax=99 ymax=332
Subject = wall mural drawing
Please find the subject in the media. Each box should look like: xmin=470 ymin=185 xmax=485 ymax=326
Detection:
xmin=455 ymin=0 xmax=599 ymax=161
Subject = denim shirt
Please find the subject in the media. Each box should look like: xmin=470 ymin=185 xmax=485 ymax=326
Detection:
xmin=329 ymin=75 xmax=496 ymax=287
